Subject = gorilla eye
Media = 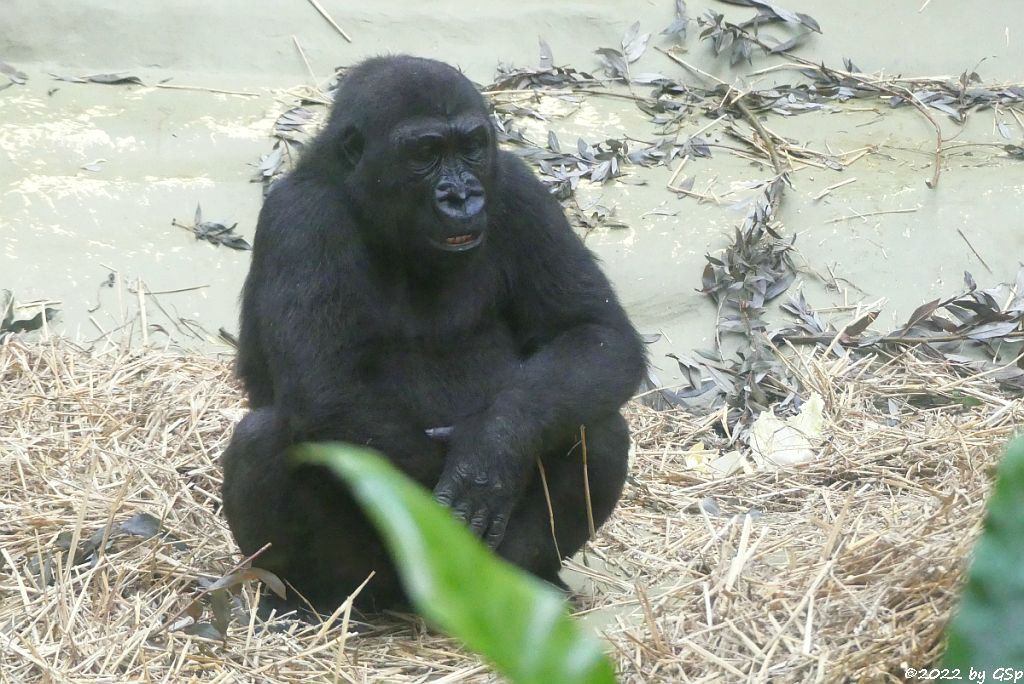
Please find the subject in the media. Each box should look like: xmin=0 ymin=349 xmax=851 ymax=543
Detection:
xmin=409 ymin=137 xmax=443 ymax=163
xmin=462 ymin=128 xmax=489 ymax=159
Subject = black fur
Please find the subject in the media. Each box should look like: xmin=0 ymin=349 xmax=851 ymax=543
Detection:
xmin=221 ymin=55 xmax=646 ymax=613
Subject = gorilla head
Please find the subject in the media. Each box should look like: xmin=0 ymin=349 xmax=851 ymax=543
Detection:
xmin=314 ymin=56 xmax=497 ymax=265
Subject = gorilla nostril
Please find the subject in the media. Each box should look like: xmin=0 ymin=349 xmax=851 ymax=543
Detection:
xmin=435 ymin=180 xmax=465 ymax=196
xmin=464 ymin=194 xmax=484 ymax=215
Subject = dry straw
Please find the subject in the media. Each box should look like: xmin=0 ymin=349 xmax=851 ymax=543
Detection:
xmin=1 ymin=338 xmax=1019 ymax=682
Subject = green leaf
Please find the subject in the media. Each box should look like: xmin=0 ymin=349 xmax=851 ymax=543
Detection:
xmin=943 ymin=437 xmax=1024 ymax=668
xmin=294 ymin=442 xmax=617 ymax=684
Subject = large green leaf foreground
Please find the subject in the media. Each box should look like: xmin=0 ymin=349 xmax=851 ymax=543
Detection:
xmin=293 ymin=443 xmax=618 ymax=684
xmin=943 ymin=437 xmax=1024 ymax=668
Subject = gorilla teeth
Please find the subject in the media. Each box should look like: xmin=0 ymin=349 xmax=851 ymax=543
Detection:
xmin=446 ymin=234 xmax=474 ymax=245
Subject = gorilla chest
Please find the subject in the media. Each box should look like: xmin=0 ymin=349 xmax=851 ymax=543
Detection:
xmin=354 ymin=321 xmax=520 ymax=425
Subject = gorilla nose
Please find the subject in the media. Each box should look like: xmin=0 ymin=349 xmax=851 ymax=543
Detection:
xmin=435 ymin=181 xmax=485 ymax=220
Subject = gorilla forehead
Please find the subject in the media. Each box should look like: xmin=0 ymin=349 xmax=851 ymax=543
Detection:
xmin=332 ymin=55 xmax=487 ymax=133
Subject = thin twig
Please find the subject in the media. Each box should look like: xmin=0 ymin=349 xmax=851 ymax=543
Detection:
xmin=656 ymin=47 xmax=727 ymax=86
xmin=812 ymin=177 xmax=857 ymax=201
xmin=733 ymin=99 xmax=784 ymax=174
xmin=956 ymin=228 xmax=993 ymax=274
xmin=825 ymin=207 xmax=920 ymax=224
xmin=127 ymin=285 xmax=209 ymax=296
xmin=781 ymin=330 xmax=1024 ymax=346
xmin=305 ymin=0 xmax=353 ymax=43
xmin=580 ymin=425 xmax=597 ymax=540
xmin=535 ymin=458 xmax=561 ymax=560
xmin=666 ymin=155 xmax=689 ymax=189
xmin=292 ymin=35 xmax=319 ymax=85
xmin=152 ymin=83 xmax=261 ymax=97
xmin=136 ymin=277 xmax=148 ymax=347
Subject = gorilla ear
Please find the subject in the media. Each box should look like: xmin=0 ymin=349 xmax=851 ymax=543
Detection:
xmin=337 ymin=127 xmax=365 ymax=168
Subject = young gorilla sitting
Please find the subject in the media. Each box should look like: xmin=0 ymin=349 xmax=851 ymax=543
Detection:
xmin=221 ymin=55 xmax=646 ymax=613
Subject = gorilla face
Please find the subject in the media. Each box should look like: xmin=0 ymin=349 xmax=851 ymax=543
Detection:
xmin=392 ymin=113 xmax=494 ymax=254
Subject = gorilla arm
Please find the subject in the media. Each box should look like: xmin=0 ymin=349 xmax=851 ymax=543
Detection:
xmin=434 ymin=156 xmax=647 ymax=544
xmin=243 ymin=178 xmax=444 ymax=484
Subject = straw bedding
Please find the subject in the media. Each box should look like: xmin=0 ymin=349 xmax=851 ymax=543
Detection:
xmin=1 ymin=338 xmax=1020 ymax=682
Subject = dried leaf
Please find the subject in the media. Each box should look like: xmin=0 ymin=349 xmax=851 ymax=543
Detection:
xmin=699 ymin=497 xmax=721 ymax=515
xmin=621 ymin=21 xmax=652 ymax=64
xmin=662 ymin=0 xmax=689 ymax=40
xmin=207 ymin=567 xmax=287 ymax=599
xmin=594 ymin=47 xmax=629 ymax=81
xmin=244 ymin=568 xmax=287 ymax=599
xmin=843 ymin=310 xmax=880 ymax=338
xmin=209 ymin=589 xmax=233 ymax=635
xmin=547 ymin=130 xmax=561 ymax=153
xmin=0 ymin=303 xmax=59 ymax=336
xmin=118 ymin=512 xmax=162 ymax=539
xmin=794 ymin=12 xmax=821 ymax=33
xmin=768 ymin=31 xmax=812 ymax=54
xmin=80 ymin=159 xmax=107 ymax=172
xmin=175 ymin=205 xmax=251 ymax=251
xmin=180 ymin=623 xmax=223 ymax=640
xmin=967 ymin=320 xmax=1022 ymax=341
xmin=538 ymin=38 xmax=554 ymax=70
xmin=53 ymin=72 xmax=144 ymax=85
xmin=632 ymin=72 xmax=671 ymax=84
xmin=899 ymin=299 xmax=941 ymax=335
xmin=0 ymin=60 xmax=28 ymax=84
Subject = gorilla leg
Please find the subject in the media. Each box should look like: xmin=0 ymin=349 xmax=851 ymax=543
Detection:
xmin=223 ymin=407 xmax=628 ymax=609
xmin=495 ymin=413 xmax=630 ymax=584
xmin=221 ymin=408 xmax=291 ymax=562
xmin=221 ymin=408 xmax=407 ymax=612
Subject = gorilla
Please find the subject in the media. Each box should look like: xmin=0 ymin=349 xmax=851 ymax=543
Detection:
xmin=221 ymin=55 xmax=646 ymax=614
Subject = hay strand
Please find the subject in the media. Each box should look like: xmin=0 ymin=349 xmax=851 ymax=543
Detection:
xmin=0 ymin=338 xmax=1019 ymax=681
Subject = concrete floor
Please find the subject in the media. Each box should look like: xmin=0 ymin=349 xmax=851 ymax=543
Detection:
xmin=2 ymin=1 xmax=1023 ymax=388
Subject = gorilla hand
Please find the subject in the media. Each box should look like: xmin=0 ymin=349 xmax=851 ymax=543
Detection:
xmin=433 ymin=417 xmax=533 ymax=549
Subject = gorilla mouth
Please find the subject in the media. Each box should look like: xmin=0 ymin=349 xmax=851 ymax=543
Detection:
xmin=434 ymin=232 xmax=484 ymax=252
xmin=446 ymin=234 xmax=476 ymax=246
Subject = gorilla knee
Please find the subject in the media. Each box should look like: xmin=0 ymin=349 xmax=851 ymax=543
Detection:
xmin=226 ymin=408 xmax=287 ymax=454
xmin=240 ymin=407 xmax=276 ymax=439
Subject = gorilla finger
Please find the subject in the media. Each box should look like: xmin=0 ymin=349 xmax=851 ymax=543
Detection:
xmin=424 ymin=425 xmax=454 ymax=442
xmin=433 ymin=480 xmax=461 ymax=507
xmin=484 ymin=514 xmax=509 ymax=549
xmin=453 ymin=501 xmax=475 ymax=524
xmin=468 ymin=509 xmax=490 ymax=537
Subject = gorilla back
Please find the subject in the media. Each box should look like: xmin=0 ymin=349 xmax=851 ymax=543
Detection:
xmin=221 ymin=55 xmax=646 ymax=613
